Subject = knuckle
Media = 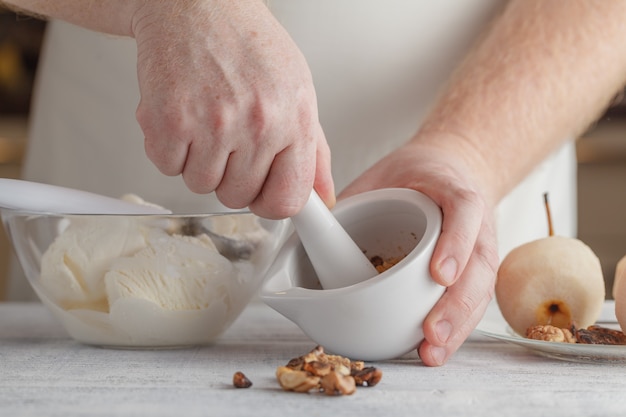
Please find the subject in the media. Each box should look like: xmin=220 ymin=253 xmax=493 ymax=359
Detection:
xmin=144 ymin=142 xmax=178 ymax=176
xmin=454 ymin=187 xmax=486 ymax=213
xmin=185 ymin=171 xmax=221 ymax=195
xmin=248 ymin=94 xmax=318 ymax=148
xmin=215 ymin=189 xmax=253 ymax=210
xmin=451 ymin=290 xmax=476 ymax=320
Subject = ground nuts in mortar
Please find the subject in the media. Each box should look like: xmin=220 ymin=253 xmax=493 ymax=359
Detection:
xmin=369 ymin=255 xmax=405 ymax=274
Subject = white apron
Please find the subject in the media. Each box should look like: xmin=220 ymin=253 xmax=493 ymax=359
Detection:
xmin=8 ymin=0 xmax=577 ymax=299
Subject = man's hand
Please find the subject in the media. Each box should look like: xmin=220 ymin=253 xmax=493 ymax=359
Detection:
xmin=131 ymin=0 xmax=334 ymax=218
xmin=340 ymin=138 xmax=499 ymax=366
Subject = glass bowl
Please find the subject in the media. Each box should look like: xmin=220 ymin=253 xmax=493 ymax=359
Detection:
xmin=1 ymin=208 xmax=289 ymax=348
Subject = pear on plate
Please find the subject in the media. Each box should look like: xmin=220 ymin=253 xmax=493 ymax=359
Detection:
xmin=495 ymin=194 xmax=605 ymax=336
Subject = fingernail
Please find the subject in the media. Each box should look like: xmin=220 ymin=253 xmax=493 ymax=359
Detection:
xmin=438 ymin=257 xmax=458 ymax=285
xmin=429 ymin=346 xmax=447 ymax=366
xmin=435 ymin=320 xmax=452 ymax=344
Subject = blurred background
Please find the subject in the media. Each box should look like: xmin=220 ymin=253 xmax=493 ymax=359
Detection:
xmin=1 ymin=7 xmax=626 ymax=300
xmin=0 ymin=8 xmax=45 ymax=301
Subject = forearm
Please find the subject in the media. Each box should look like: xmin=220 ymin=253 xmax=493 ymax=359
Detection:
xmin=418 ymin=0 xmax=626 ymax=205
xmin=0 ymin=1 xmax=264 ymax=37
xmin=0 ymin=0 xmax=143 ymax=35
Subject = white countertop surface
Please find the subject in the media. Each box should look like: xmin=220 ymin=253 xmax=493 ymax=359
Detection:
xmin=1 ymin=300 xmax=626 ymax=417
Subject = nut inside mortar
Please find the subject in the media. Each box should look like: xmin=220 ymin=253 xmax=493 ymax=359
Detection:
xmin=290 ymin=203 xmax=428 ymax=290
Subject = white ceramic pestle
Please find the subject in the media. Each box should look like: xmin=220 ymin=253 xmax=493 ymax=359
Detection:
xmin=290 ymin=191 xmax=379 ymax=290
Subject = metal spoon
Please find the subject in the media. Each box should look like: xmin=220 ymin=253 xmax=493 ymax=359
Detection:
xmin=177 ymin=217 xmax=256 ymax=260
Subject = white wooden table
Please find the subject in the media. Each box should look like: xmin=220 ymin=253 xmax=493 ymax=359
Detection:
xmin=1 ymin=300 xmax=626 ymax=417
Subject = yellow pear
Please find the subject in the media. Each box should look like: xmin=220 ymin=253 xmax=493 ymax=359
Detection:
xmin=613 ymin=254 xmax=626 ymax=331
xmin=495 ymin=235 xmax=605 ymax=336
xmin=495 ymin=194 xmax=605 ymax=336
xmin=612 ymin=254 xmax=626 ymax=299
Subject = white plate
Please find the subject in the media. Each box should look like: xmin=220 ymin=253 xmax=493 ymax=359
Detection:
xmin=475 ymin=300 xmax=626 ymax=363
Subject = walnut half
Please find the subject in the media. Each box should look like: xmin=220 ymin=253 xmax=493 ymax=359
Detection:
xmin=276 ymin=366 xmax=320 ymax=393
xmin=526 ymin=324 xmax=577 ymax=343
xmin=319 ymin=371 xmax=356 ymax=396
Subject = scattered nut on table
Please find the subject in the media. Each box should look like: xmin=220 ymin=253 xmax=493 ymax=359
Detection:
xmin=275 ymin=345 xmax=382 ymax=396
xmin=319 ymin=371 xmax=356 ymax=396
xmin=275 ymin=366 xmax=321 ymax=393
xmin=352 ymin=366 xmax=383 ymax=387
xmin=233 ymin=371 xmax=253 ymax=388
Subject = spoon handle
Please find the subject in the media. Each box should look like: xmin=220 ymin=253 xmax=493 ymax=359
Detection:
xmin=0 ymin=178 xmax=171 ymax=214
xmin=291 ymin=191 xmax=378 ymax=289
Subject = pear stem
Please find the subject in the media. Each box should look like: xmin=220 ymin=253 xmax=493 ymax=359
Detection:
xmin=543 ymin=192 xmax=554 ymax=237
